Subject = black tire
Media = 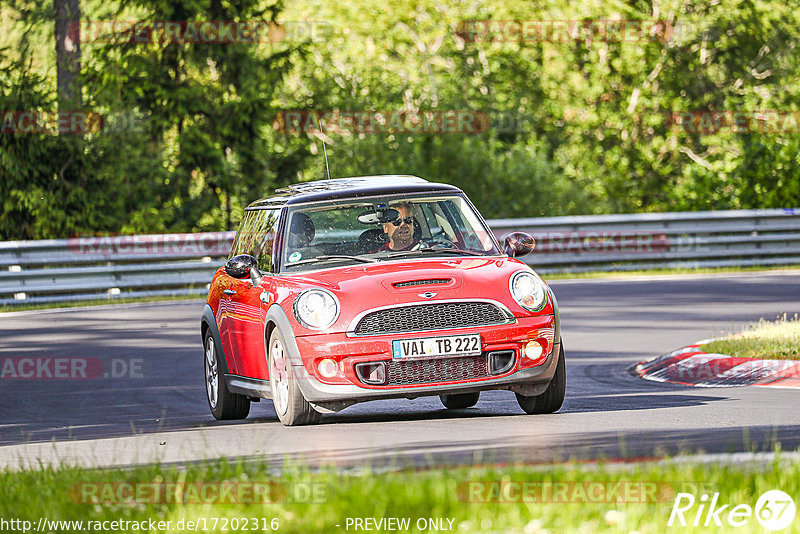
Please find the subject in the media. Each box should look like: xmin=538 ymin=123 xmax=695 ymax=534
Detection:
xmin=268 ymin=328 xmax=322 ymax=426
xmin=440 ymin=392 xmax=480 ymax=409
xmin=516 ymin=341 xmax=566 ymax=414
xmin=204 ymin=331 xmax=250 ymax=420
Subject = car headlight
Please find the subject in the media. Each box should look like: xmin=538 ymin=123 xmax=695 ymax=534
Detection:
xmin=509 ymin=271 xmax=547 ymax=312
xmin=293 ymin=289 xmax=340 ymax=329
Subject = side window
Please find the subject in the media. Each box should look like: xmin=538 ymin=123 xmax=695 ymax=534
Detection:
xmin=228 ymin=209 xmax=280 ymax=272
xmin=250 ymin=209 xmax=280 ymax=272
xmin=230 ymin=211 xmax=257 ymax=258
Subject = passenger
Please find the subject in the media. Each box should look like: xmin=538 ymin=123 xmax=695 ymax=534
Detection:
xmin=287 ymin=213 xmax=322 ymax=261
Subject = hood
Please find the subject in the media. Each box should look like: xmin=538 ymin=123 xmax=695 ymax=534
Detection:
xmin=276 ymin=256 xmax=552 ymax=333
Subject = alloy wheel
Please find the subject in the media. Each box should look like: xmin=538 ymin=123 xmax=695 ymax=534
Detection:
xmin=205 ymin=336 xmax=218 ymax=409
xmin=269 ymin=336 xmax=290 ymax=416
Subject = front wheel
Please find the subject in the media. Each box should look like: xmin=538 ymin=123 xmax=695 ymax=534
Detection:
xmin=440 ymin=392 xmax=480 ymax=409
xmin=204 ymin=331 xmax=250 ymax=420
xmin=516 ymin=341 xmax=566 ymax=414
xmin=268 ymin=329 xmax=322 ymax=426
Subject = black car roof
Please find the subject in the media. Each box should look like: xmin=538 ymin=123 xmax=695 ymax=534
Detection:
xmin=246 ymin=175 xmax=463 ymax=209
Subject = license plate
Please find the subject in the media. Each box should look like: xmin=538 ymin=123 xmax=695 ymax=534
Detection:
xmin=392 ymin=334 xmax=481 ymax=359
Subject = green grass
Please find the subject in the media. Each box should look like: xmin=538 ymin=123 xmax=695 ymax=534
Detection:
xmin=1 ymin=454 xmax=798 ymax=533
xmin=703 ymin=314 xmax=800 ymax=361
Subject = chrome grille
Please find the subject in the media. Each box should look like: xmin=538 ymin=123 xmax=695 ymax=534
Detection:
xmin=353 ymin=302 xmax=511 ymax=335
xmin=385 ymin=355 xmax=490 ymax=385
xmin=392 ymin=278 xmax=451 ymax=288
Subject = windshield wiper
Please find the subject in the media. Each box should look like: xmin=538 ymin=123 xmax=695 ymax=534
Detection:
xmin=388 ymin=247 xmax=487 ymax=258
xmin=286 ymin=255 xmax=378 ymax=266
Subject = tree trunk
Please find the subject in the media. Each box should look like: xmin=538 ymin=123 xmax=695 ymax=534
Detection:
xmin=226 ymin=192 xmax=232 ymax=231
xmin=54 ymin=0 xmax=81 ymax=111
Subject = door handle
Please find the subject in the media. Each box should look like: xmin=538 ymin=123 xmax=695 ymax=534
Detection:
xmin=223 ymin=289 xmax=237 ymax=295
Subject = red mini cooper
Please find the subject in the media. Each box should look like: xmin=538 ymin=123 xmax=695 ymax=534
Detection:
xmin=201 ymin=175 xmax=565 ymax=425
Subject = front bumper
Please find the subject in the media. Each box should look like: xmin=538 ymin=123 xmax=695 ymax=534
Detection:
xmin=234 ymin=302 xmax=561 ymax=412
xmin=293 ymin=339 xmax=560 ymax=411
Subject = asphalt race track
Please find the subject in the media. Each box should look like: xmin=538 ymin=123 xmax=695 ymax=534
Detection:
xmin=2 ymin=271 xmax=800 ymax=470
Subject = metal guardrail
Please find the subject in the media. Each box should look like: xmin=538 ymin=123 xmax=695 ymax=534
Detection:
xmin=0 ymin=232 xmax=235 ymax=306
xmin=491 ymin=208 xmax=800 ymax=272
xmin=1 ymin=209 xmax=798 ymax=305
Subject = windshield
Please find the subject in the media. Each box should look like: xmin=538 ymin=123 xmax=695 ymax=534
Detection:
xmin=281 ymin=194 xmax=500 ymax=271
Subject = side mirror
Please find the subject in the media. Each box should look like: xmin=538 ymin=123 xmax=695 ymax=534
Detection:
xmin=224 ymin=254 xmax=261 ymax=282
xmin=504 ymin=232 xmax=535 ymax=258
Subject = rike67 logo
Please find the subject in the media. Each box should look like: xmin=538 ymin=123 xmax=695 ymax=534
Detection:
xmin=669 ymin=490 xmax=796 ymax=531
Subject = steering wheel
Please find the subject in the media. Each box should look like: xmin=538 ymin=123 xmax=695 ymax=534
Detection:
xmin=411 ymin=236 xmax=458 ymax=251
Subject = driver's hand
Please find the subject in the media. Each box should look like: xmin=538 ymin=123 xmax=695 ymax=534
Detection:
xmin=432 ymin=236 xmax=458 ymax=249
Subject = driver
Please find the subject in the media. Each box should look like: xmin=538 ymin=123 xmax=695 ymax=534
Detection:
xmin=379 ymin=202 xmax=419 ymax=251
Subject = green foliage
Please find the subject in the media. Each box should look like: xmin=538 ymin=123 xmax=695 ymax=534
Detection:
xmin=277 ymin=0 xmax=800 ymax=218
xmin=1 ymin=0 xmax=800 ymax=238
xmin=0 ymin=49 xmax=92 ymax=239
xmin=81 ymin=0 xmax=308 ymax=232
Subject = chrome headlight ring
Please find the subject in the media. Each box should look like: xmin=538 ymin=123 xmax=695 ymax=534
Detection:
xmin=509 ymin=270 xmax=548 ymax=312
xmin=293 ymin=288 xmax=340 ymax=330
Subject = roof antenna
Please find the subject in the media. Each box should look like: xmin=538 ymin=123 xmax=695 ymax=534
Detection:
xmin=319 ymin=119 xmax=331 ymax=180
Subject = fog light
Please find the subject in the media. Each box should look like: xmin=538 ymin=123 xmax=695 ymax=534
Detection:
xmin=524 ymin=340 xmax=543 ymax=361
xmin=487 ymin=350 xmax=515 ymax=375
xmin=355 ymin=361 xmax=387 ymax=385
xmin=317 ymin=358 xmax=338 ymax=379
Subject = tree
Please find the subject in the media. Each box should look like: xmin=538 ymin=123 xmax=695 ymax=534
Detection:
xmin=54 ymin=0 xmax=81 ymax=110
xmin=83 ymin=0 xmax=310 ymax=232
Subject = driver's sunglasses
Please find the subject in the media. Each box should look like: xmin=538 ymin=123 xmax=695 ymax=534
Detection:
xmin=391 ymin=216 xmax=414 ymax=227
